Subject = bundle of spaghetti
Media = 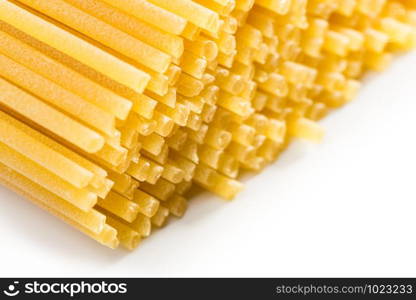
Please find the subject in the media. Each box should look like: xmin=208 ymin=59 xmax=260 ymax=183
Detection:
xmin=0 ymin=0 xmax=231 ymax=247
xmin=0 ymin=0 xmax=415 ymax=250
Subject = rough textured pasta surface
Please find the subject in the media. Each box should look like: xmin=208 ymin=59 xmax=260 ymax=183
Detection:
xmin=0 ymin=0 xmax=415 ymax=249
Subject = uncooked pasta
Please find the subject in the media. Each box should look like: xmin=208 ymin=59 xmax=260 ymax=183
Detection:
xmin=0 ymin=0 xmax=415 ymax=250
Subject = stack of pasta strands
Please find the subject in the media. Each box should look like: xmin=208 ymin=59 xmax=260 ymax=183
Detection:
xmin=0 ymin=0 xmax=415 ymax=250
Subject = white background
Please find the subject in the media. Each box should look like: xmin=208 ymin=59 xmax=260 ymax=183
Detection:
xmin=0 ymin=52 xmax=415 ymax=277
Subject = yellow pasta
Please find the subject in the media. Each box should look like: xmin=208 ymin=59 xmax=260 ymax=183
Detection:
xmin=0 ymin=112 xmax=93 ymax=189
xmin=140 ymin=157 xmax=164 ymax=184
xmin=106 ymin=215 xmax=141 ymax=250
xmin=0 ymin=78 xmax=105 ymax=153
xmin=97 ymin=191 xmax=140 ymax=222
xmin=0 ymin=0 xmax=413 ymax=251
xmin=165 ymin=194 xmax=188 ymax=217
xmin=99 ymin=0 xmax=187 ymax=35
xmin=150 ymin=206 xmax=170 ymax=227
xmin=0 ymin=142 xmax=97 ymax=211
xmin=0 ymin=54 xmax=116 ymax=137
xmin=0 ymin=163 xmax=104 ymax=234
xmin=133 ymin=189 xmax=160 ymax=218
xmin=127 ymin=160 xmax=151 ymax=183
xmin=19 ymin=0 xmax=171 ymax=73
xmin=147 ymin=0 xmax=220 ymax=33
xmin=0 ymin=30 xmax=132 ymax=120
xmin=66 ymin=0 xmax=184 ymax=59
xmin=0 ymin=0 xmax=150 ymax=92
xmin=141 ymin=178 xmax=176 ymax=201
xmin=130 ymin=214 xmax=152 ymax=237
